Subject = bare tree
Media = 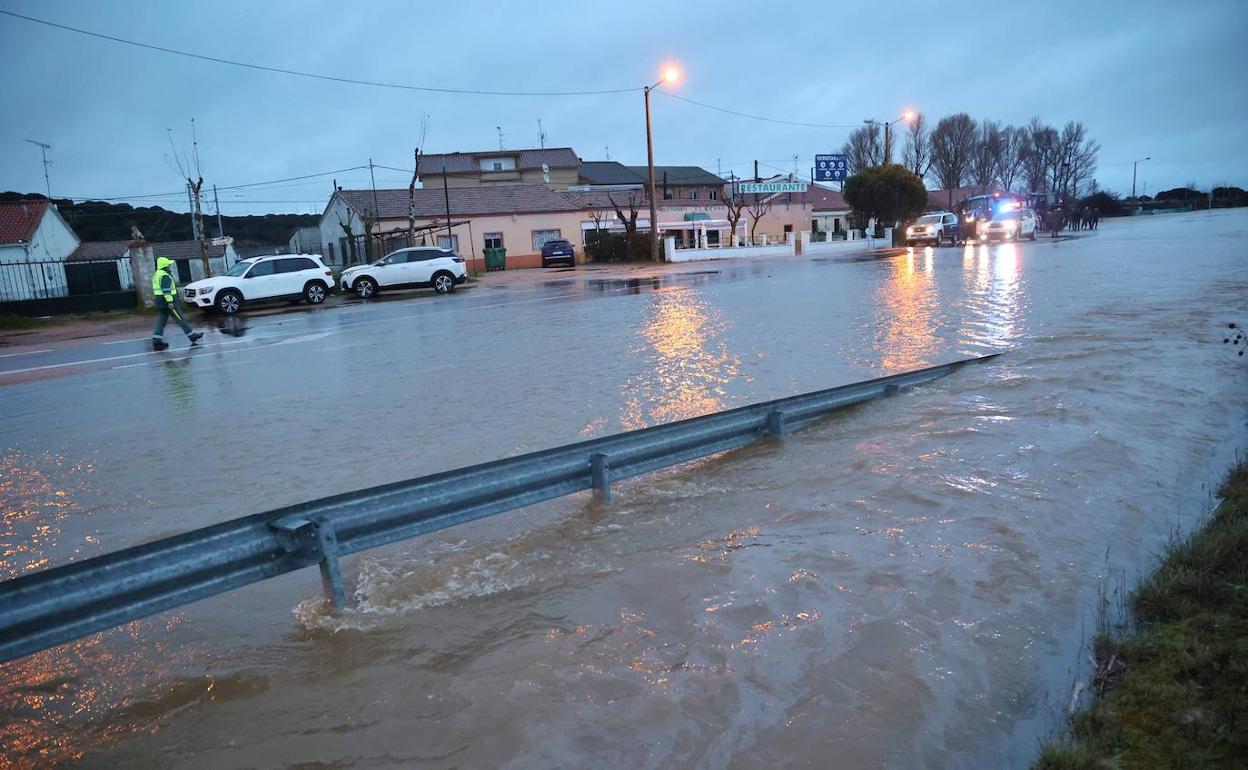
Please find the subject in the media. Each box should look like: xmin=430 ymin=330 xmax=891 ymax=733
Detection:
xmin=720 ymin=184 xmax=746 ymax=245
xmin=901 ymin=112 xmax=933 ymax=181
xmin=608 ymin=190 xmax=642 ymax=260
xmin=361 ymin=209 xmax=378 ymax=261
xmin=336 ymin=208 xmax=357 ymax=265
xmin=407 ymin=115 xmax=429 ymax=247
xmin=971 ymin=120 xmax=1003 ymax=191
xmin=1053 ymin=121 xmax=1100 ymax=200
xmin=841 ymin=124 xmax=882 ymax=175
xmin=997 ymin=126 xmax=1027 ymax=191
xmin=1022 ymin=117 xmax=1059 ymax=193
xmin=929 ymin=113 xmax=978 ymax=191
xmin=164 ymin=121 xmax=212 ymax=277
xmin=746 ymin=193 xmax=773 ymax=244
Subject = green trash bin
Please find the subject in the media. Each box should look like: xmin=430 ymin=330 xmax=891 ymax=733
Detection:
xmin=485 ymin=247 xmax=507 ymax=272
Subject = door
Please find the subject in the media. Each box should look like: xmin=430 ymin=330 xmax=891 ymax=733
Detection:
xmin=406 ymin=249 xmax=440 ymax=285
xmin=276 ymin=257 xmax=318 ymax=296
xmin=242 ymin=259 xmax=283 ymax=298
xmin=375 ymin=250 xmax=414 ymax=288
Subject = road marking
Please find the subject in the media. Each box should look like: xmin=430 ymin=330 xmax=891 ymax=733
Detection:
xmin=102 ymin=337 xmax=149 ymax=345
xmin=0 ymin=349 xmax=53 ymax=359
xmin=0 ymin=283 xmax=654 ymax=379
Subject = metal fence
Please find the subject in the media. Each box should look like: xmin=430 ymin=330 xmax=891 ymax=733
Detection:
xmin=0 ymin=258 xmax=138 ymax=315
xmin=0 ymin=355 xmax=997 ymax=662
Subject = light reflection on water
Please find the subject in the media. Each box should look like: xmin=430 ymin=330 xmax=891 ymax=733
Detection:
xmin=1 ymin=451 xmax=199 ymax=769
xmin=620 ymin=287 xmax=741 ymax=430
xmin=875 ymin=249 xmax=941 ymax=373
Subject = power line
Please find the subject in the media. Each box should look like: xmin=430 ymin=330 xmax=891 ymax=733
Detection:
xmin=54 ymin=165 xmax=370 ymax=202
xmin=654 ymin=90 xmax=859 ymax=130
xmin=0 ymin=9 xmax=640 ymax=97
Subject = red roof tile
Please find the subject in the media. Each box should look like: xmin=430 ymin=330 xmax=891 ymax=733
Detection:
xmin=0 ymin=200 xmax=51 ymax=244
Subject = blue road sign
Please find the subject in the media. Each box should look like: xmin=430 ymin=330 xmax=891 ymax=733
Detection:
xmin=815 ymin=154 xmax=848 ymax=182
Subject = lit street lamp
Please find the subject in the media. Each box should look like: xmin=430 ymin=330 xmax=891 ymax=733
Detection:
xmin=865 ymin=111 xmax=915 ymax=166
xmin=1132 ymin=156 xmax=1151 ymax=203
xmin=645 ymin=67 xmax=679 ymax=262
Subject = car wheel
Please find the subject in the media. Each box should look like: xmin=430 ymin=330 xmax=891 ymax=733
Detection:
xmin=215 ymin=289 xmax=243 ymax=315
xmin=304 ymin=281 xmax=328 ymax=305
xmin=355 ymin=277 xmax=378 ymax=299
xmin=432 ymin=271 xmax=456 ymax=294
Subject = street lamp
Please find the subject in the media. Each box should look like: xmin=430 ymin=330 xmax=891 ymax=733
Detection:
xmin=645 ymin=66 xmax=679 ymax=262
xmin=1131 ymin=156 xmax=1151 ymax=203
xmin=865 ymin=111 xmax=915 ymax=166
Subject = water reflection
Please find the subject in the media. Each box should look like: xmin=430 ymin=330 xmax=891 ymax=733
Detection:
xmin=960 ymin=243 xmax=1026 ymax=348
xmin=0 ymin=451 xmax=90 ymax=579
xmin=873 ymin=250 xmax=942 ymax=372
xmin=0 ymin=450 xmax=195 ymax=768
xmin=619 ymin=288 xmax=741 ymax=430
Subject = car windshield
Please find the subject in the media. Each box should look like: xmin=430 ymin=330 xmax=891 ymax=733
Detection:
xmin=996 ymin=212 xmax=1021 ymax=221
xmin=917 ymin=215 xmax=942 ymax=224
xmin=224 ymin=261 xmax=253 ymax=277
xmin=547 ymin=240 xmax=569 ymax=247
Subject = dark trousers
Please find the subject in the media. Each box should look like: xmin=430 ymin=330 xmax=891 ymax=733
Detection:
xmin=153 ymin=300 xmax=193 ymax=338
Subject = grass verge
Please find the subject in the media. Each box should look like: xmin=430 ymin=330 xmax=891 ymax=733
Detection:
xmin=1035 ymin=461 xmax=1248 ymax=768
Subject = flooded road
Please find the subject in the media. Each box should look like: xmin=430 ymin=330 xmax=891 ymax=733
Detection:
xmin=2 ymin=211 xmax=1246 ymax=768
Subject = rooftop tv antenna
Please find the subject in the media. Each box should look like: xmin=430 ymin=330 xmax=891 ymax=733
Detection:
xmin=25 ymin=139 xmax=53 ymax=198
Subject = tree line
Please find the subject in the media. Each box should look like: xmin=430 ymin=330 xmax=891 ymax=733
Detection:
xmin=842 ymin=114 xmax=1100 ymax=198
xmin=0 ymin=192 xmax=317 ymax=246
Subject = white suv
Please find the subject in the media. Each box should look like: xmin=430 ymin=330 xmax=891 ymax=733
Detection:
xmin=339 ymin=247 xmax=467 ymax=299
xmin=183 ymin=254 xmax=334 ymax=315
xmin=905 ymin=211 xmax=958 ymax=246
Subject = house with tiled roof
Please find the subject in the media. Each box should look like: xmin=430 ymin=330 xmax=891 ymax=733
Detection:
xmin=319 ymin=184 xmax=589 ymax=269
xmin=576 ymin=161 xmax=724 ymax=202
xmin=0 ymin=199 xmax=80 ymax=264
xmin=148 ymin=239 xmax=240 ymax=282
xmin=417 ymin=147 xmax=581 ymax=189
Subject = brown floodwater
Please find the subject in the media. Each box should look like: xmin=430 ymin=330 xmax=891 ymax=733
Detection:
xmin=2 ymin=211 xmax=1246 ymax=768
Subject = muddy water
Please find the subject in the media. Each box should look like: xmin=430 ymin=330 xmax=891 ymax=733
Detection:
xmin=2 ymin=211 xmax=1247 ymax=768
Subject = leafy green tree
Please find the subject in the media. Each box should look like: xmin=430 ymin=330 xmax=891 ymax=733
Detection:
xmin=843 ymin=164 xmax=929 ymax=235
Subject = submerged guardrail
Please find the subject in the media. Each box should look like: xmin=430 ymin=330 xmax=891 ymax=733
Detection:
xmin=0 ymin=354 xmax=998 ymax=663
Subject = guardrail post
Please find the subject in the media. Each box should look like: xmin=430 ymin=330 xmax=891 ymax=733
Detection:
xmin=270 ymin=516 xmax=347 ymax=609
xmin=590 ymin=453 xmax=612 ymax=501
xmin=766 ymin=409 xmax=788 ymax=437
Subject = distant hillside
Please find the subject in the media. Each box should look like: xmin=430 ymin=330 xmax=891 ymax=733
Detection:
xmin=0 ymin=192 xmax=318 ymax=247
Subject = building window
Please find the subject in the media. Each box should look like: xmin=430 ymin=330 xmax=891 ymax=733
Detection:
xmin=437 ymin=234 xmax=459 ymax=251
xmin=479 ymin=157 xmax=517 ymax=171
xmin=484 ymin=232 xmax=504 ymax=250
xmin=709 ymin=189 xmax=717 ymax=200
xmin=532 ymin=229 xmax=562 ymax=250
xmin=326 ymin=242 xmax=335 ymax=263
xmin=783 ymin=224 xmax=793 ymax=233
xmin=663 ymin=188 xmax=673 ymax=200
xmin=688 ymin=190 xmax=699 ymax=199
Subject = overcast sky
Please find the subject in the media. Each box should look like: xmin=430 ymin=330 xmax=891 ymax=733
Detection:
xmin=1 ymin=0 xmax=1244 ymax=216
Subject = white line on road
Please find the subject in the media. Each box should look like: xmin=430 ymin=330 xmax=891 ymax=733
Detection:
xmin=0 ymin=349 xmax=53 ymax=359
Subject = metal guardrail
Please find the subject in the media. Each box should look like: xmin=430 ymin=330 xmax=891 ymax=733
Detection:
xmin=0 ymin=354 xmax=997 ymax=663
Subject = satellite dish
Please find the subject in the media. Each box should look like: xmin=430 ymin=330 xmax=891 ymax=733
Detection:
xmin=542 ymin=163 xmax=550 ymax=184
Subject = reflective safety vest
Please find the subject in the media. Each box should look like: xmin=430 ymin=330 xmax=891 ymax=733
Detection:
xmin=152 ymin=268 xmax=176 ymax=301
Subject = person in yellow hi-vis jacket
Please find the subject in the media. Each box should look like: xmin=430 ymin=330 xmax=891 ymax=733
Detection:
xmin=151 ymin=257 xmax=203 ymax=351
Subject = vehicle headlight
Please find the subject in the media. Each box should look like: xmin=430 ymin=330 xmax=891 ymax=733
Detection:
xmin=198 ymin=287 xmax=212 ymax=295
